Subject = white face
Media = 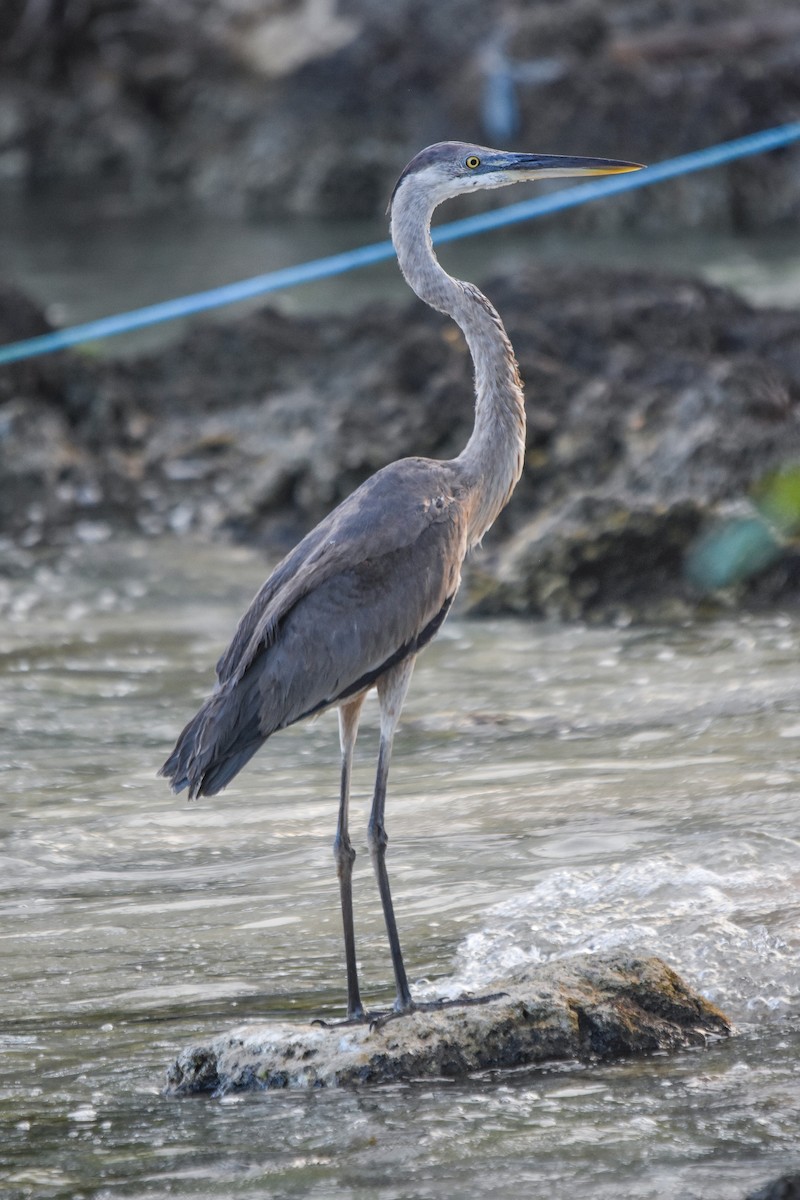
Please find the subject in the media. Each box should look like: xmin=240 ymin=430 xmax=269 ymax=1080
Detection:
xmin=427 ymin=162 xmax=526 ymax=197
xmin=392 ymin=154 xmax=505 ymax=212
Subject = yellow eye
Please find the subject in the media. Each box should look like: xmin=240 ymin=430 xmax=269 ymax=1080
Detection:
xmin=465 ymin=155 xmax=481 ymax=169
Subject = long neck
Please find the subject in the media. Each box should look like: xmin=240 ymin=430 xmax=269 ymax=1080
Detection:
xmin=390 ymin=182 xmax=526 ymax=546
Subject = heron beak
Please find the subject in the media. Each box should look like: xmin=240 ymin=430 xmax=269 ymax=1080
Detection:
xmin=501 ymin=153 xmax=644 ymax=180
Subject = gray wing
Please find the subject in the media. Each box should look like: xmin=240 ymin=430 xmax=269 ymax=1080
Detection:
xmin=161 ymin=457 xmax=469 ymax=796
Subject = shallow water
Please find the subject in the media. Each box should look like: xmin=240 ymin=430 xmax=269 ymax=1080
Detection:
xmin=0 ymin=537 xmax=798 ymax=1198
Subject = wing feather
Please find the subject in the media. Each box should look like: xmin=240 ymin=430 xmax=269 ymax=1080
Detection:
xmin=161 ymin=457 xmax=470 ymax=796
xmin=217 ymin=457 xmax=467 ymax=689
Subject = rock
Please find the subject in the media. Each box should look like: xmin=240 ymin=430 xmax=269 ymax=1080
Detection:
xmin=1 ymin=1 xmax=800 ymax=225
xmin=3 ymin=264 xmax=800 ymax=616
xmin=165 ymin=953 xmax=731 ymax=1095
xmin=468 ymin=496 xmax=707 ymax=624
xmin=746 ymin=1176 xmax=800 ymax=1200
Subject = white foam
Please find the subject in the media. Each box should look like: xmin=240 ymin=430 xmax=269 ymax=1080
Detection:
xmin=429 ymin=847 xmax=799 ymax=1021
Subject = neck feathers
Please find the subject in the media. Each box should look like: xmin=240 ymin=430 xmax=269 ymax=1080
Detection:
xmin=390 ymin=177 xmax=526 ymax=546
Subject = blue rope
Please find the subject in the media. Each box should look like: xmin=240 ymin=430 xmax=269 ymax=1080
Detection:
xmin=2 ymin=122 xmax=799 ymax=366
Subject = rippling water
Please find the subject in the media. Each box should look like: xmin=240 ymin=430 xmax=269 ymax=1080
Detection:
xmin=1 ymin=538 xmax=798 ymax=1198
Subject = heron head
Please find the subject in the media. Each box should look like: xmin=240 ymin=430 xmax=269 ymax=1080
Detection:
xmin=389 ymin=141 xmax=643 ymax=213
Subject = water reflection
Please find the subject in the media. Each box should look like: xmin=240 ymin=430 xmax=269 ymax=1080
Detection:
xmin=0 ymin=537 xmax=798 ymax=1197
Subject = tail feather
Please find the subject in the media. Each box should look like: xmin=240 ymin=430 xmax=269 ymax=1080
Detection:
xmin=160 ymin=678 xmax=268 ymax=799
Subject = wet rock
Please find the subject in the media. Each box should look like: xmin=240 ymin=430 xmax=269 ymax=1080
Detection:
xmin=0 ymin=287 xmax=147 ymax=545
xmin=165 ymin=953 xmax=731 ymax=1095
xmin=467 ymin=269 xmax=800 ymax=619
xmin=471 ymin=496 xmax=707 ymax=624
xmin=746 ymin=1176 xmax=800 ymax=1200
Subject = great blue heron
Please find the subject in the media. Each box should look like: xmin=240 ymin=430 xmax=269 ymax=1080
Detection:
xmin=161 ymin=141 xmax=642 ymax=1021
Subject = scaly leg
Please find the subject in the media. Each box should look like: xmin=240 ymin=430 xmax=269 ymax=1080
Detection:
xmin=369 ymin=656 xmax=416 ymax=1013
xmin=335 ymin=694 xmax=367 ymax=1020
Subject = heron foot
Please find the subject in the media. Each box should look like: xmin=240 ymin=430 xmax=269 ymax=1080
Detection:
xmin=310 ymin=1012 xmax=371 ymax=1029
xmin=369 ymin=990 xmax=507 ymax=1030
xmin=312 ymin=991 xmax=506 ymax=1030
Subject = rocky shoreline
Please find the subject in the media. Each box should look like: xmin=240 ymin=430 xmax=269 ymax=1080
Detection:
xmin=4 ymin=3 xmax=800 ymax=623
xmin=3 ymin=262 xmax=800 ymax=623
xmin=1 ymin=1 xmax=799 ymax=228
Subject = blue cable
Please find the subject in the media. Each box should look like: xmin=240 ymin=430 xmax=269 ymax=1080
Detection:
xmin=1 ymin=121 xmax=799 ymax=366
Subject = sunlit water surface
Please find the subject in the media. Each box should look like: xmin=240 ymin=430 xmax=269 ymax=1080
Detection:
xmin=1 ymin=538 xmax=799 ymax=1199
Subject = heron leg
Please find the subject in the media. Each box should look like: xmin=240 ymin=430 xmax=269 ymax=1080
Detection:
xmin=335 ymin=694 xmax=367 ymax=1021
xmin=369 ymin=655 xmax=416 ymax=1013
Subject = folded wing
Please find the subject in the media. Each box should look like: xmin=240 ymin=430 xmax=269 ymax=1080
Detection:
xmin=161 ymin=458 xmax=468 ymax=797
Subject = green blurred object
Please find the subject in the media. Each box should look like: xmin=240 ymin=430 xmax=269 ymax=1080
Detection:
xmin=753 ymin=465 xmax=800 ymax=534
xmin=686 ymin=465 xmax=800 ymax=592
xmin=685 ymin=515 xmax=784 ymax=591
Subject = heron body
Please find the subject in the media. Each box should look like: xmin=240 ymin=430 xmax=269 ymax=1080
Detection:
xmin=171 ymin=459 xmax=467 ymax=797
xmin=161 ymin=141 xmax=641 ymax=1020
